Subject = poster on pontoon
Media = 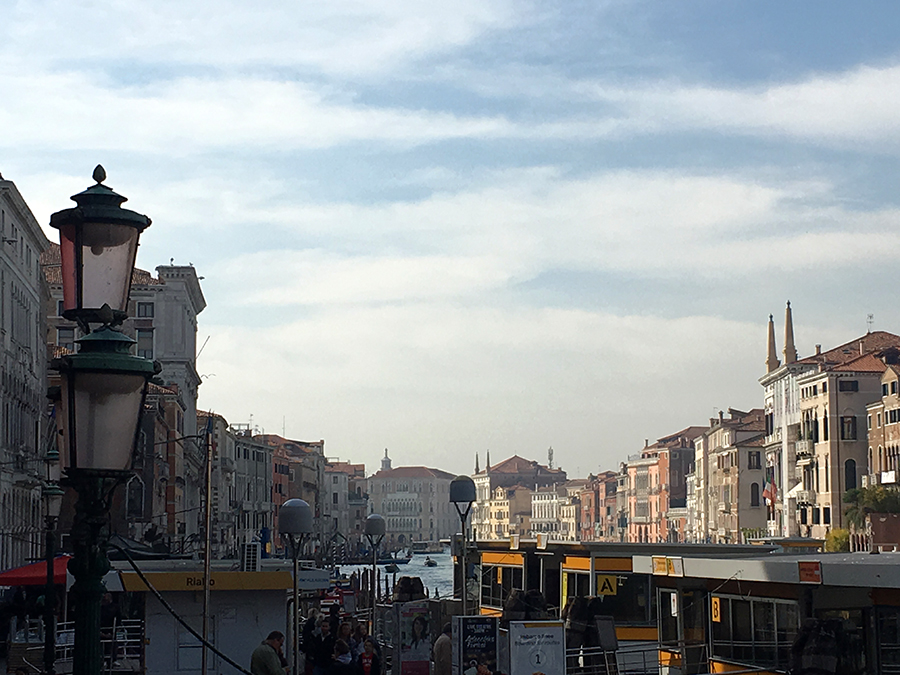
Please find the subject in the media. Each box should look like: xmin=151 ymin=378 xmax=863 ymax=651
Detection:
xmin=452 ymin=616 xmax=498 ymax=675
xmin=509 ymin=621 xmax=565 ymax=675
xmin=396 ymin=600 xmax=431 ymax=675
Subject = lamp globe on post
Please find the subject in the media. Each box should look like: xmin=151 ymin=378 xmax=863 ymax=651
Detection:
xmin=364 ymin=514 xmax=386 ymax=634
xmin=50 ymin=166 xmax=158 ymax=675
xmin=50 ymin=164 xmax=151 ymax=329
xmin=278 ymin=499 xmax=313 ymax=675
xmin=449 ymin=475 xmax=476 ymax=616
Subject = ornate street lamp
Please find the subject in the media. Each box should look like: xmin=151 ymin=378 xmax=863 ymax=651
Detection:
xmin=363 ymin=514 xmax=385 ymax=633
xmin=278 ymin=499 xmax=313 ymax=675
xmin=50 ymin=167 xmax=158 ymax=675
xmin=450 ymin=475 xmax=476 ymax=616
xmin=50 ymin=165 xmax=151 ymax=330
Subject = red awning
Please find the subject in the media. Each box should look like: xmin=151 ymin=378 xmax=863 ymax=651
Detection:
xmin=0 ymin=556 xmax=70 ymax=586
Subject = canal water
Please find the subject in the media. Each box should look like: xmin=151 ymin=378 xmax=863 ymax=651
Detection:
xmin=336 ymin=552 xmax=454 ymax=599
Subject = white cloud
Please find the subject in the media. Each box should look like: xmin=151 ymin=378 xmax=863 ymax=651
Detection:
xmin=6 ymin=0 xmax=524 ymax=76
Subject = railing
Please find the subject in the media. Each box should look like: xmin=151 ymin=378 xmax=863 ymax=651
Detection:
xmin=564 ymin=640 xmax=709 ymax=675
xmin=9 ymin=618 xmax=144 ymax=674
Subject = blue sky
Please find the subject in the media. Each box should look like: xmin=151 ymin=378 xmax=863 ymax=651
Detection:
xmin=5 ymin=1 xmax=900 ymax=476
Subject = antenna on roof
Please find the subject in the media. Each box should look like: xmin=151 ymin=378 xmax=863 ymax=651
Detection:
xmin=867 ymin=314 xmax=875 ymax=334
xmin=548 ymin=446 xmax=554 ymax=470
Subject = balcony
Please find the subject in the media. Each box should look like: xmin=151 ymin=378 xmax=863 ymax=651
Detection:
xmin=717 ymin=502 xmax=731 ymax=513
xmin=882 ymin=470 xmax=897 ymax=485
xmin=795 ymin=439 xmax=813 ymax=455
xmin=796 ymin=490 xmax=816 ymax=506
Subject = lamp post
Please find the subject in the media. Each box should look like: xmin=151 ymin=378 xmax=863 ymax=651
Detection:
xmin=50 ymin=166 xmax=158 ymax=675
xmin=450 ymin=475 xmax=476 ymax=616
xmin=363 ymin=514 xmax=385 ymax=634
xmin=42 ymin=460 xmax=65 ymax=675
xmin=278 ymin=499 xmax=313 ymax=675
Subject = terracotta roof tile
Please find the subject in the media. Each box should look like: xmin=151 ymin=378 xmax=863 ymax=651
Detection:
xmin=831 ymin=352 xmax=889 ymax=373
xmin=798 ymin=331 xmax=900 ymax=367
xmin=371 ymin=466 xmax=455 ymax=480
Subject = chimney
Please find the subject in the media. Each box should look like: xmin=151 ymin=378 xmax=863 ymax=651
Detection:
xmin=766 ymin=314 xmax=780 ymax=373
xmin=644 ymin=439 xmax=649 ymax=448
xmin=815 ymin=344 xmax=821 ymax=356
xmin=783 ymin=301 xmax=798 ymax=364
xmin=719 ymin=410 xmax=724 ymax=422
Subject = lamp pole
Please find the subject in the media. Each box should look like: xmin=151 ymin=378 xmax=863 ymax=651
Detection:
xmin=279 ymin=499 xmax=313 ymax=675
xmin=450 ymin=475 xmax=476 ymax=617
xmin=363 ymin=514 xmax=385 ymax=635
xmin=49 ymin=166 xmax=158 ymax=675
xmin=42 ymin=479 xmax=64 ymax=675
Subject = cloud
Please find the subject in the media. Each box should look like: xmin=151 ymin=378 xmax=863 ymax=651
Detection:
xmin=6 ymin=0 xmax=524 ymax=76
xmin=196 ymin=304 xmax=765 ymax=472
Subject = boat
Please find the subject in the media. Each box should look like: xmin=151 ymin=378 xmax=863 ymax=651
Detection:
xmin=410 ymin=541 xmax=445 ymax=555
xmin=424 ymin=556 xmax=437 ymax=567
xmin=384 ymin=563 xmax=401 ymax=574
xmin=378 ymin=556 xmax=410 ymax=565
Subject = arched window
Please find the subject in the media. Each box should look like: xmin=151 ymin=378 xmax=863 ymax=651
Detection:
xmin=750 ymin=483 xmax=760 ymax=507
xmin=845 ymin=459 xmax=857 ymax=490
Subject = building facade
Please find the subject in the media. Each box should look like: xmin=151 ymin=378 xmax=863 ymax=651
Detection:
xmin=0 ymin=175 xmax=51 ymax=572
xmin=367 ymin=458 xmax=455 ymax=549
xmin=473 ymin=454 xmax=566 ymax=541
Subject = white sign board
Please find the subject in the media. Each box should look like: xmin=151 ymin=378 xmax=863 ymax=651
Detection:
xmin=294 ymin=568 xmax=330 ymax=590
xmin=509 ymin=621 xmax=565 ymax=675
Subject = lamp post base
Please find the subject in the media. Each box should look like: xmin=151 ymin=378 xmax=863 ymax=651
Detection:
xmin=64 ymin=469 xmax=129 ymax=675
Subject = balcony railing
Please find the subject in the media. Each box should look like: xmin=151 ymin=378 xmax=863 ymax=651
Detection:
xmin=796 ymin=490 xmax=816 ymax=506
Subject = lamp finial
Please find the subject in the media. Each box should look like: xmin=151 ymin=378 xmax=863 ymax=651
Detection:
xmin=92 ymin=165 xmax=106 ymax=184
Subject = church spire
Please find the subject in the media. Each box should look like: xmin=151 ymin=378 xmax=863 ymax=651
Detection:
xmin=783 ymin=301 xmax=797 ymax=365
xmin=381 ymin=448 xmax=392 ymax=472
xmin=766 ymin=314 xmax=780 ymax=373
xmin=475 ymin=452 xmax=480 ymax=474
xmin=486 ymin=450 xmax=491 ymax=473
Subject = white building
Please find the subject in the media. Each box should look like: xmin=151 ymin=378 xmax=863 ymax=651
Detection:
xmin=367 ymin=451 xmax=455 ymax=549
xmin=0 ymin=174 xmax=51 ymax=572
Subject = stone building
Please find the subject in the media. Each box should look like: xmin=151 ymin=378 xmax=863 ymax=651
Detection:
xmin=472 ymin=454 xmax=566 ymax=541
xmin=367 ymin=454 xmax=455 ymax=549
xmin=0 ymin=175 xmax=51 ymax=572
xmin=760 ymin=302 xmax=900 ymax=537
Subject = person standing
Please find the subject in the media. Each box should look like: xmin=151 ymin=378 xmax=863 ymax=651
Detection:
xmin=252 ymin=631 xmax=287 ymax=675
xmin=358 ymin=638 xmax=381 ymax=675
xmin=312 ymin=620 xmax=336 ymax=675
xmin=433 ymin=623 xmax=452 ymax=675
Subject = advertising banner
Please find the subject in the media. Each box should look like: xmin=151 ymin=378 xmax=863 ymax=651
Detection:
xmin=452 ymin=616 xmax=499 ymax=675
xmin=396 ymin=601 xmax=432 ymax=675
xmin=508 ymin=621 xmax=565 ymax=675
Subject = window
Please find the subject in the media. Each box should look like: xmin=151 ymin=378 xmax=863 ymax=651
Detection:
xmin=840 ymin=416 xmax=857 ymax=440
xmin=748 ymin=451 xmax=761 ymax=470
xmin=869 ymin=415 xmax=873 ymax=430
xmin=822 ymin=382 xmax=827 ymax=393
xmin=894 ymin=381 xmax=898 ymax=396
xmin=136 ymin=329 xmax=154 ymax=358
xmin=823 ymin=507 xmax=831 ymax=524
xmin=332 ymin=493 xmax=338 ymax=504
xmin=813 ymin=508 xmax=820 ymax=525
xmin=879 ymin=413 xmax=883 ymax=428
xmin=750 ymin=483 xmax=760 ymax=507
xmin=57 ymin=300 xmax=65 ymax=316
xmin=839 ymin=380 xmax=859 ymax=392
xmin=845 ymin=459 xmax=857 ymax=490
xmin=136 ymin=302 xmax=154 ymax=317
xmin=57 ymin=327 xmax=75 ymax=352
xmin=885 ymin=384 xmax=890 ymax=397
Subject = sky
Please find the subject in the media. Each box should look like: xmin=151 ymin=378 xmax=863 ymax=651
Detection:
xmin=5 ymin=1 xmax=900 ymax=477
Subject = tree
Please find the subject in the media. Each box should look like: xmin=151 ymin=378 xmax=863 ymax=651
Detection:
xmin=825 ymin=528 xmax=850 ymax=552
xmin=843 ymin=486 xmax=900 ymax=529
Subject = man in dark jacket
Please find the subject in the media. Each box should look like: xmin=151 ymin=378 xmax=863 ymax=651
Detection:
xmin=312 ymin=620 xmax=336 ymax=675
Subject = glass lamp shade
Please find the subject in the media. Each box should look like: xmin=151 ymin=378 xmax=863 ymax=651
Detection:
xmin=44 ymin=447 xmax=62 ymax=484
xmin=53 ymin=327 xmax=158 ymax=473
xmin=450 ymin=475 xmax=477 ymax=504
xmin=364 ymin=513 xmax=386 ymax=538
xmin=42 ymin=483 xmax=65 ymax=519
xmin=50 ymin=166 xmax=151 ymax=322
xmin=279 ymin=499 xmax=313 ymax=535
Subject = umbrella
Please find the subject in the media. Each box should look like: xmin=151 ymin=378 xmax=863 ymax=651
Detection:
xmin=0 ymin=556 xmax=71 ymax=586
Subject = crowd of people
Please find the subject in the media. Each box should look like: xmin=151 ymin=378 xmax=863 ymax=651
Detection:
xmin=251 ymin=605 xmax=454 ymax=675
